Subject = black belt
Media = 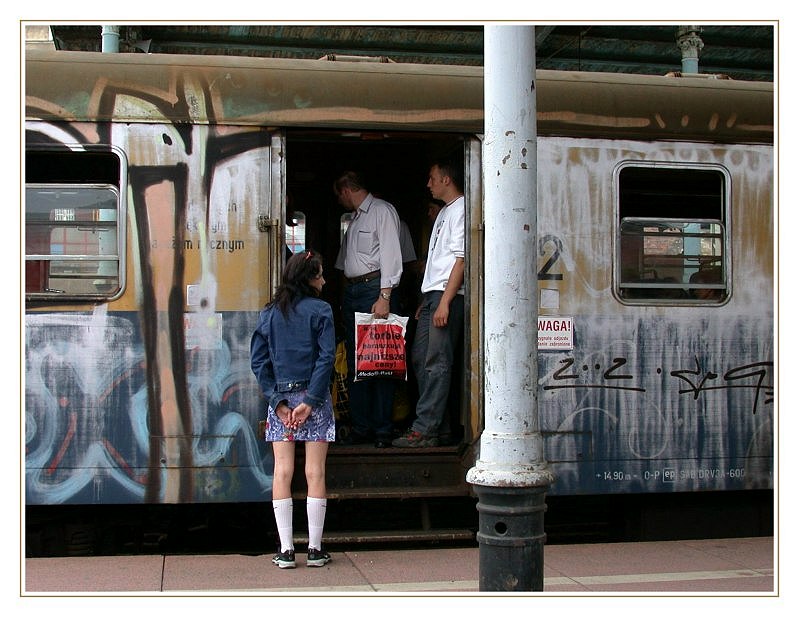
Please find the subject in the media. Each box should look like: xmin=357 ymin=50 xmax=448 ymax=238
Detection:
xmin=345 ymin=270 xmax=380 ymax=286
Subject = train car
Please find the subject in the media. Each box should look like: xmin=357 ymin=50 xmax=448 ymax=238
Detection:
xmin=24 ymin=49 xmax=773 ymax=516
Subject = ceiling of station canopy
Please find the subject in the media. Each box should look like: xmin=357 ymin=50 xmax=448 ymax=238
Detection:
xmin=38 ymin=24 xmax=774 ymax=82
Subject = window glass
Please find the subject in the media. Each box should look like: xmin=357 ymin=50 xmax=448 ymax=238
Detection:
xmin=340 ymin=212 xmax=354 ymax=244
xmin=617 ymin=166 xmax=727 ymax=303
xmin=25 ymin=184 xmax=121 ymax=297
xmin=285 ymin=210 xmax=306 ymax=254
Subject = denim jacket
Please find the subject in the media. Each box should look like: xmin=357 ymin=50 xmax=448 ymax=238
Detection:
xmin=250 ymin=296 xmax=336 ymax=412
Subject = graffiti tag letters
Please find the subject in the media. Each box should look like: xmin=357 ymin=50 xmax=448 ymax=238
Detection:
xmin=544 ymin=356 xmax=773 ymax=414
xmin=548 ymin=357 xmax=644 ymax=392
xmin=671 ymin=359 xmax=773 ymax=414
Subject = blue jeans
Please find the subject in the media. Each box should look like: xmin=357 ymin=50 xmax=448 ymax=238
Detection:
xmin=342 ymin=277 xmax=399 ymax=439
xmin=411 ymin=291 xmax=464 ymax=437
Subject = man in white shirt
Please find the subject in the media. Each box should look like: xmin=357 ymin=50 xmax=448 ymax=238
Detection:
xmin=393 ymin=161 xmax=465 ymax=448
xmin=334 ymin=171 xmax=403 ymax=448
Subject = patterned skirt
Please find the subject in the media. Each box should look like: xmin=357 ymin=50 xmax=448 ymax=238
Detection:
xmin=264 ymin=389 xmax=336 ymax=442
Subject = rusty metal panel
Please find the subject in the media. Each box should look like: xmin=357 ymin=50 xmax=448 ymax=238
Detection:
xmin=25 ymin=49 xmax=483 ymax=132
xmin=535 ymin=69 xmax=773 ymax=144
xmin=26 ymin=49 xmax=772 ymax=144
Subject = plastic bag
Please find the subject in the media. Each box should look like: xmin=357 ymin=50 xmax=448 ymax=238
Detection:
xmin=354 ymin=312 xmax=409 ymax=381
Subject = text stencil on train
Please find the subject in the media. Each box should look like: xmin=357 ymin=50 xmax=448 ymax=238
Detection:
xmin=354 ymin=312 xmax=409 ymax=381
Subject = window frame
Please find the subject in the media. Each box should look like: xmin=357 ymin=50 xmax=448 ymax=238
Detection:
xmin=613 ymin=161 xmax=731 ymax=305
xmin=25 ymin=146 xmax=127 ymax=302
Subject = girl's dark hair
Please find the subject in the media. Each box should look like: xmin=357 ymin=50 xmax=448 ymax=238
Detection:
xmin=268 ymin=250 xmax=323 ymax=315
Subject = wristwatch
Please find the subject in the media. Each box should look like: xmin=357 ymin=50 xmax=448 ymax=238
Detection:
xmin=380 ymin=291 xmax=391 ymax=301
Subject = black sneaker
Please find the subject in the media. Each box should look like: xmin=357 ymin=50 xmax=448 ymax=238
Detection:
xmin=337 ymin=431 xmax=371 ymax=446
xmin=307 ymin=547 xmax=331 ymax=567
xmin=271 ymin=549 xmax=296 ymax=569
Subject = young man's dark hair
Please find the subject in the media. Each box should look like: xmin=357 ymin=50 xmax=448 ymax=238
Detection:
xmin=430 ymin=159 xmax=463 ymax=193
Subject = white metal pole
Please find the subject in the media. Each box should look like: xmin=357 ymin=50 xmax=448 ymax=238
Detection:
xmin=467 ymin=25 xmax=552 ymax=489
xmin=466 ymin=24 xmax=554 ymax=592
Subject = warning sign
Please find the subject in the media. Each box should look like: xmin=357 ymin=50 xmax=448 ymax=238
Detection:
xmin=538 ymin=316 xmax=573 ymax=351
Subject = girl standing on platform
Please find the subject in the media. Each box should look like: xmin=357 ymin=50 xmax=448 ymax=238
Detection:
xmin=251 ymin=251 xmax=336 ymax=568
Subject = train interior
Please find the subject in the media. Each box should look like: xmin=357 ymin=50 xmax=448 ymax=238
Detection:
xmin=284 ymin=130 xmax=470 ymax=445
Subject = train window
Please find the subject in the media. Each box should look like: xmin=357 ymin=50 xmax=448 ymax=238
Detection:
xmin=26 ymin=184 xmax=122 ymax=298
xmin=340 ymin=212 xmax=354 ymax=244
xmin=25 ymin=147 xmax=125 ymax=301
xmin=616 ymin=165 xmax=728 ymax=303
xmin=286 ymin=211 xmax=306 ymax=253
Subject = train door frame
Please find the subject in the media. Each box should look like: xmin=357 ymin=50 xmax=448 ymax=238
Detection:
xmin=464 ymin=136 xmax=483 ymax=446
xmin=281 ymin=129 xmax=482 ymax=449
xmin=268 ymin=131 xmax=287 ymax=295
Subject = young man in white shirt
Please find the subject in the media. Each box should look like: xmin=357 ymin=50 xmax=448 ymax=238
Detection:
xmin=393 ymin=161 xmax=465 ymax=448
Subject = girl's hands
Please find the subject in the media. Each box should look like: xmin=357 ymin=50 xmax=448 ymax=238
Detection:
xmin=276 ymin=402 xmax=312 ymax=430
xmin=275 ymin=402 xmax=293 ymax=428
xmin=288 ymin=403 xmax=312 ymax=430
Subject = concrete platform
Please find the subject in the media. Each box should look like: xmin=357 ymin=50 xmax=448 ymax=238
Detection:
xmin=22 ymin=536 xmax=775 ymax=596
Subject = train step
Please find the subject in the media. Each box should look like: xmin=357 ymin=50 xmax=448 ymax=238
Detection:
xmin=292 ymin=443 xmax=474 ymax=499
xmin=295 ymin=486 xmax=471 ymax=500
xmin=294 ymin=528 xmax=476 ymax=545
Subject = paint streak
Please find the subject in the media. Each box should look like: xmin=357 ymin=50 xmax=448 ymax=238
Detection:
xmin=46 ymin=412 xmax=77 ymax=475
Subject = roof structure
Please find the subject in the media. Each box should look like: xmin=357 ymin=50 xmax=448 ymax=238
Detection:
xmin=35 ymin=24 xmax=774 ymax=82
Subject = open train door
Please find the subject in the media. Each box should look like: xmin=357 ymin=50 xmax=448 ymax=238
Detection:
xmin=252 ymin=130 xmax=286 ymax=306
xmin=173 ymin=126 xmax=287 ymax=503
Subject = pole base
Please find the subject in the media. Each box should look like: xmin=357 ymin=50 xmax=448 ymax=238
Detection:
xmin=473 ymin=484 xmax=549 ymax=592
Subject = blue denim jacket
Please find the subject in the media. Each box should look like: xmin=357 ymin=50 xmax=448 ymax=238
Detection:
xmin=250 ymin=296 xmax=336 ymax=412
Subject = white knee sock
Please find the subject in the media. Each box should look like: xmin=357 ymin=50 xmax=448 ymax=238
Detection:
xmin=306 ymin=496 xmax=327 ymax=551
xmin=272 ymin=498 xmax=294 ymax=553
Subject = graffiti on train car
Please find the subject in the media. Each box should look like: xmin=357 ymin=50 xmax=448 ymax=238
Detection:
xmin=544 ymin=356 xmax=772 ymax=415
xmin=531 ymin=138 xmax=773 ymax=494
xmin=25 ymin=309 xmax=272 ymax=505
xmin=25 ymin=68 xmax=773 ymax=503
xmin=538 ymin=315 xmax=773 ymax=495
xmin=26 ymin=69 xmax=275 ymax=505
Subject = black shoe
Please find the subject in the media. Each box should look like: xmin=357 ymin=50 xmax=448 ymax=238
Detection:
xmin=272 ymin=549 xmax=296 ymax=569
xmin=337 ymin=431 xmax=370 ymax=446
xmin=307 ymin=547 xmax=331 ymax=567
xmin=374 ymin=437 xmax=391 ymax=448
